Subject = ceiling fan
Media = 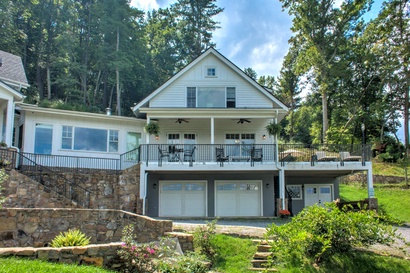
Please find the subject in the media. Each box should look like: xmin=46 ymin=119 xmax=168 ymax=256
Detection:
xmin=237 ymin=118 xmax=251 ymax=124
xmin=176 ymin=118 xmax=189 ymax=124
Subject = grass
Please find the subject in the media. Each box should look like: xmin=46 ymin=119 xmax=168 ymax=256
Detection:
xmin=0 ymin=257 xmax=115 ymax=273
xmin=212 ymin=234 xmax=256 ymax=273
xmin=372 ymin=160 xmax=410 ymax=177
xmin=340 ymin=183 xmax=410 ymax=223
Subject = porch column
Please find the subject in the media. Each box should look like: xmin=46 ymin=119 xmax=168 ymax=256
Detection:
xmin=4 ymin=100 xmax=14 ymax=145
xmin=279 ymin=169 xmax=286 ymax=210
xmin=146 ymin=117 xmax=150 ymax=144
xmin=367 ymin=164 xmax=374 ymax=198
xmin=210 ymin=117 xmax=214 ymax=144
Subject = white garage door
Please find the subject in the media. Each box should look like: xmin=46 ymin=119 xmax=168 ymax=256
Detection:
xmin=159 ymin=181 xmax=206 ymax=217
xmin=215 ymin=181 xmax=261 ymax=217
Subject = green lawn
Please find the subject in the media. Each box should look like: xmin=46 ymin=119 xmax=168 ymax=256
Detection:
xmin=0 ymin=257 xmax=115 ymax=273
xmin=340 ymin=183 xmax=410 ymax=223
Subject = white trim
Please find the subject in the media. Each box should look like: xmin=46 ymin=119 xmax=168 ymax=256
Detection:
xmin=286 ymin=184 xmax=303 ymax=200
xmin=304 ymin=184 xmax=334 ymax=207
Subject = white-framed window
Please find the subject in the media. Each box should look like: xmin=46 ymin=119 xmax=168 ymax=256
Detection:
xmin=186 ymin=87 xmax=236 ymax=108
xmin=61 ymin=125 xmax=119 ymax=152
xmin=206 ymin=67 xmax=216 ymax=77
xmin=225 ymin=133 xmax=255 ymax=156
xmin=35 ymin=123 xmax=53 ymax=154
xmin=286 ymin=185 xmax=302 ymax=200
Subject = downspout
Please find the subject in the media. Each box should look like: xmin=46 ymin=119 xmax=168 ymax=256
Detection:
xmin=140 ymin=166 xmax=148 ymax=215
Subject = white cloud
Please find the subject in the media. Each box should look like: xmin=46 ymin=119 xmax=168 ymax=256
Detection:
xmin=130 ymin=0 xmax=159 ymax=11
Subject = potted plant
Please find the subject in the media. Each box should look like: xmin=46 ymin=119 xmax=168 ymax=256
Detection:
xmin=278 ymin=209 xmax=291 ymax=218
xmin=265 ymin=123 xmax=281 ymax=136
xmin=144 ymin=122 xmax=160 ymax=136
xmin=0 ymin=142 xmax=7 ymax=148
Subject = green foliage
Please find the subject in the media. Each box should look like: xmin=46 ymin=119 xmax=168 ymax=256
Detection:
xmin=265 ymin=123 xmax=282 ymax=136
xmin=117 ymin=225 xmax=157 ymax=273
xmin=266 ymin=203 xmax=401 ymax=266
xmin=144 ymin=122 xmax=160 ymax=136
xmin=50 ymin=229 xmax=90 ymax=248
xmin=156 ymin=252 xmax=209 ymax=273
xmin=0 ymin=168 xmax=8 ymax=208
xmin=193 ymin=219 xmax=219 ymax=266
xmin=0 ymin=256 xmax=115 ymax=273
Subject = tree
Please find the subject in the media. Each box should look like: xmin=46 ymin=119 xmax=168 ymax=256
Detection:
xmin=280 ymin=0 xmax=372 ymax=142
xmin=244 ymin=67 xmax=257 ymax=80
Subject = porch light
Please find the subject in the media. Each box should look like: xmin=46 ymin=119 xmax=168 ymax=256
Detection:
xmin=262 ymin=134 xmax=266 ymax=140
xmin=266 ymin=183 xmax=270 ymax=188
xmin=153 ymin=183 xmax=157 ymax=189
xmin=155 ymin=135 xmax=159 ymax=140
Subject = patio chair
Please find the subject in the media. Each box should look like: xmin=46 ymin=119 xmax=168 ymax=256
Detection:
xmin=250 ymin=147 xmax=263 ymax=166
xmin=216 ymin=147 xmax=229 ymax=167
xmin=158 ymin=146 xmax=170 ymax=166
xmin=339 ymin=152 xmax=361 ymax=162
xmin=183 ymin=146 xmax=196 ymax=167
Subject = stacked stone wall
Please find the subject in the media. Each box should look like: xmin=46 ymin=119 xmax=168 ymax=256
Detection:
xmin=0 ymin=208 xmax=172 ymax=248
xmin=341 ymin=173 xmax=405 ymax=184
xmin=2 ymin=164 xmax=142 ymax=213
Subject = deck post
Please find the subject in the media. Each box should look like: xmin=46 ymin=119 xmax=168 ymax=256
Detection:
xmin=279 ymin=169 xmax=285 ymax=211
xmin=367 ymin=163 xmax=374 ymax=199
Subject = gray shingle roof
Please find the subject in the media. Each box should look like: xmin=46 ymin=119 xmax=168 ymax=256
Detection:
xmin=0 ymin=50 xmax=28 ymax=87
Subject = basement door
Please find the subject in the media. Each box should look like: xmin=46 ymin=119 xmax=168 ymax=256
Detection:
xmin=215 ymin=181 xmax=262 ymax=217
xmin=159 ymin=181 xmax=206 ymax=217
xmin=304 ymin=184 xmax=333 ymax=207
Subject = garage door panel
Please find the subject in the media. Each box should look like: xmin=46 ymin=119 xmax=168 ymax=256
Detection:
xmin=160 ymin=182 xmax=206 ymax=217
xmin=216 ymin=181 xmax=261 ymax=217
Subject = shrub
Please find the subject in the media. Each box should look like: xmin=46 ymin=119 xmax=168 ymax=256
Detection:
xmin=266 ymin=203 xmax=401 ymax=266
xmin=50 ymin=229 xmax=90 ymax=247
xmin=156 ymin=252 xmax=209 ymax=273
xmin=117 ymin=225 xmax=157 ymax=273
xmin=193 ymin=219 xmax=218 ymax=266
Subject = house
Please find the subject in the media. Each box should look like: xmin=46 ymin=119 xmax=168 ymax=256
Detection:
xmin=132 ymin=48 xmax=374 ymax=217
xmin=0 ymin=48 xmax=375 ymax=217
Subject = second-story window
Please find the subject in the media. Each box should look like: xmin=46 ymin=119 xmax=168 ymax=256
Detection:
xmin=227 ymin=87 xmax=236 ymax=108
xmin=187 ymin=87 xmax=196 ymax=108
xmin=186 ymin=87 xmax=236 ymax=108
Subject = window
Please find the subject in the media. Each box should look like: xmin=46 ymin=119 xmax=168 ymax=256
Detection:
xmin=207 ymin=68 xmax=216 ymax=77
xmin=61 ymin=126 xmax=119 ymax=152
xmin=126 ymin=132 xmax=141 ymax=151
xmin=227 ymin=87 xmax=236 ymax=108
xmin=225 ymin=133 xmax=255 ymax=156
xmin=198 ymin=87 xmax=225 ymax=107
xmin=187 ymin=87 xmax=196 ymax=108
xmin=187 ymin=87 xmax=236 ymax=108
xmin=35 ymin=124 xmax=53 ymax=154
xmin=286 ymin=185 xmax=302 ymax=200
xmin=168 ymin=134 xmax=180 ymax=144
xmin=62 ymin=126 xmax=73 ymax=149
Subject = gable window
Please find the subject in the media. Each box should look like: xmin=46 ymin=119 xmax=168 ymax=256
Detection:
xmin=61 ymin=126 xmax=119 ymax=152
xmin=186 ymin=87 xmax=236 ymax=108
xmin=207 ymin=67 xmax=216 ymax=77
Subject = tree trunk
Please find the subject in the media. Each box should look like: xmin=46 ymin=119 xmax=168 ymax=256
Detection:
xmin=322 ymin=90 xmax=328 ymax=143
xmin=116 ymin=28 xmax=121 ymax=116
xmin=47 ymin=64 xmax=51 ymax=99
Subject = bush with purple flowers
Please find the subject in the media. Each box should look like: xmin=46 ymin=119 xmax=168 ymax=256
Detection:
xmin=117 ymin=225 xmax=158 ymax=273
xmin=193 ymin=219 xmax=219 ymax=266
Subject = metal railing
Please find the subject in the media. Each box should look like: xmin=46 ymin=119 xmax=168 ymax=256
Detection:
xmin=120 ymin=147 xmax=140 ymax=170
xmin=2 ymin=150 xmax=92 ymax=207
xmin=20 ymin=152 xmax=120 ymax=173
xmin=278 ymin=143 xmax=372 ymax=166
xmin=140 ymin=144 xmax=277 ymax=167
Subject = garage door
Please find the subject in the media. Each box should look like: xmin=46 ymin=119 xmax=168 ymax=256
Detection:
xmin=215 ymin=181 xmax=261 ymax=217
xmin=159 ymin=181 xmax=206 ymax=217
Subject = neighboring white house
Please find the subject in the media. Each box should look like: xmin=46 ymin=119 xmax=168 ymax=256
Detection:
xmin=0 ymin=50 xmax=29 ymax=147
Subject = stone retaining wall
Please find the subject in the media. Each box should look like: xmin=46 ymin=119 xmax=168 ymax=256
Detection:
xmin=0 ymin=243 xmax=123 ymax=270
xmin=3 ymin=164 xmax=143 ymax=213
xmin=341 ymin=173 xmax=405 ymax=184
xmin=0 ymin=208 xmax=172 ymax=248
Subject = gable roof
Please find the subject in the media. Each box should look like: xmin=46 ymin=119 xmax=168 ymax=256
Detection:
xmin=0 ymin=50 xmax=29 ymax=90
xmin=132 ymin=47 xmax=289 ymax=114
xmin=0 ymin=80 xmax=25 ymax=101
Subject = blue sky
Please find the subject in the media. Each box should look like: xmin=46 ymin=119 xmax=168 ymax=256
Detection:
xmin=132 ymin=0 xmax=385 ymax=78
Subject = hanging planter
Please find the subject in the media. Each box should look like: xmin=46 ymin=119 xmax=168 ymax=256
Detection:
xmin=144 ymin=122 xmax=160 ymax=136
xmin=265 ymin=123 xmax=281 ymax=136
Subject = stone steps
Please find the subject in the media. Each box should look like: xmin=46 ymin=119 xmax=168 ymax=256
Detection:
xmin=249 ymin=239 xmax=277 ymax=272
